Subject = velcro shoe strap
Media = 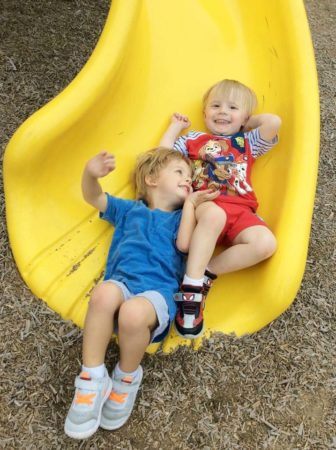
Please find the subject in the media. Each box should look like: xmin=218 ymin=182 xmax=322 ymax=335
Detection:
xmin=112 ymin=378 xmax=140 ymax=394
xmin=174 ymin=292 xmax=203 ymax=303
xmin=75 ymin=376 xmax=100 ymax=391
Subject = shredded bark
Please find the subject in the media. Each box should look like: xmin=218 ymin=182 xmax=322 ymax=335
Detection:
xmin=0 ymin=1 xmax=335 ymax=448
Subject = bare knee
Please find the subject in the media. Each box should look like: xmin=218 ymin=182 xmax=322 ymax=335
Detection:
xmin=118 ymin=300 xmax=154 ymax=335
xmin=196 ymin=202 xmax=226 ymax=233
xmin=89 ymin=283 xmax=122 ymax=313
xmin=254 ymin=232 xmax=277 ymax=260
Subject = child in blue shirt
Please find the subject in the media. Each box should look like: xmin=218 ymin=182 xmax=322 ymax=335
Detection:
xmin=64 ymin=147 xmax=218 ymax=439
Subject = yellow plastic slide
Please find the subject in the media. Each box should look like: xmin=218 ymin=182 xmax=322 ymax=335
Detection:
xmin=4 ymin=0 xmax=319 ymax=352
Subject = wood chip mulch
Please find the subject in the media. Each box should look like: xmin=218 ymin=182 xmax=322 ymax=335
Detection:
xmin=0 ymin=1 xmax=335 ymax=448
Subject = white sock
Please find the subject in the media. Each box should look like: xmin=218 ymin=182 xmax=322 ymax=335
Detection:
xmin=182 ymin=274 xmax=204 ymax=287
xmin=114 ymin=362 xmax=141 ymax=381
xmin=81 ymin=363 xmax=106 ymax=379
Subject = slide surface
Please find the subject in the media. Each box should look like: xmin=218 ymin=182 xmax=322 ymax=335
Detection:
xmin=4 ymin=0 xmax=319 ymax=352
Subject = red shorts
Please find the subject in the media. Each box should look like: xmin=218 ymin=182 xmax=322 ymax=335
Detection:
xmin=216 ymin=202 xmax=268 ymax=246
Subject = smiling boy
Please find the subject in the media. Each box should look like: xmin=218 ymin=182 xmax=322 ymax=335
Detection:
xmin=160 ymin=79 xmax=281 ymax=338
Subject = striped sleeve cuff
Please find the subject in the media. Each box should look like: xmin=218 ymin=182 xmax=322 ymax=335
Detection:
xmin=247 ymin=128 xmax=279 ymax=158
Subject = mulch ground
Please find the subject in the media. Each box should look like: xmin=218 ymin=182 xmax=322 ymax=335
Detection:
xmin=0 ymin=1 xmax=335 ymax=449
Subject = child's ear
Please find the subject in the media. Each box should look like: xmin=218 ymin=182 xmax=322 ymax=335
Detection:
xmin=145 ymin=174 xmax=158 ymax=187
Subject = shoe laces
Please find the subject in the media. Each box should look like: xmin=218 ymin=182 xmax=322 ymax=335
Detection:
xmin=181 ymin=301 xmax=200 ymax=316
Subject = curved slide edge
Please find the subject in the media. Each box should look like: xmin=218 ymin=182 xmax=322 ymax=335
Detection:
xmin=4 ymin=0 xmax=320 ymax=354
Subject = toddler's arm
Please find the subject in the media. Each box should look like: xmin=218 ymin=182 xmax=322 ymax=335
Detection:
xmin=244 ymin=114 xmax=281 ymax=142
xmin=82 ymin=151 xmax=115 ymax=213
xmin=176 ymin=189 xmax=220 ymax=253
xmin=159 ymin=113 xmax=191 ymax=148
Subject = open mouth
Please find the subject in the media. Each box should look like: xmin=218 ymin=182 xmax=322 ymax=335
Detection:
xmin=180 ymin=185 xmax=191 ymax=194
xmin=215 ymin=119 xmax=230 ymax=125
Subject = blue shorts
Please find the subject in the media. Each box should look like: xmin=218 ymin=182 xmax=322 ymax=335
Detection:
xmin=103 ymin=279 xmax=170 ymax=343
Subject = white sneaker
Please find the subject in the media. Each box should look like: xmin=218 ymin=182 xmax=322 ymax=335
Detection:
xmin=64 ymin=369 xmax=112 ymax=439
xmin=100 ymin=366 xmax=143 ymax=430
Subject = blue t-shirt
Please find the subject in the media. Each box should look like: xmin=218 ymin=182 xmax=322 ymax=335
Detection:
xmin=100 ymin=194 xmax=185 ymax=323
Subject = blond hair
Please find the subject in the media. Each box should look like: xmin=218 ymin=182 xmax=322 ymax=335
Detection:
xmin=133 ymin=147 xmax=191 ymax=201
xmin=203 ymin=79 xmax=258 ymax=115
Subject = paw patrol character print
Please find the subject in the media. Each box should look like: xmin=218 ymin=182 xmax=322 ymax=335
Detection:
xmin=206 ymin=158 xmax=237 ymax=193
xmin=231 ymin=134 xmax=246 ymax=153
xmin=198 ymin=139 xmax=229 ymax=160
xmin=234 ymin=154 xmax=252 ymax=193
xmin=191 ymin=160 xmax=208 ymax=190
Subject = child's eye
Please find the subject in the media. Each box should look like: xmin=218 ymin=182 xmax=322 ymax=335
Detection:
xmin=230 ymin=105 xmax=238 ymax=110
xmin=176 ymin=169 xmax=183 ymax=174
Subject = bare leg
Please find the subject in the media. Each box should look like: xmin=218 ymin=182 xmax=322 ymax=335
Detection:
xmin=82 ymin=282 xmax=124 ymax=367
xmin=208 ymin=225 xmax=277 ymax=275
xmin=186 ymin=202 xmax=226 ymax=279
xmin=117 ymin=297 xmax=157 ymax=373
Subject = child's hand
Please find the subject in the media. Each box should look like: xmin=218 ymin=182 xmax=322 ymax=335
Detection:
xmin=243 ymin=114 xmax=281 ymax=142
xmin=171 ymin=112 xmax=191 ymax=130
xmin=187 ymin=189 xmax=220 ymax=208
xmin=86 ymin=151 xmax=115 ymax=178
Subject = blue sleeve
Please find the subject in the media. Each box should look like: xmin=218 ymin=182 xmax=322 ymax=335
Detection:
xmin=172 ymin=209 xmax=188 ymax=255
xmin=99 ymin=193 xmax=135 ymax=226
xmin=173 ymin=209 xmax=182 ymax=240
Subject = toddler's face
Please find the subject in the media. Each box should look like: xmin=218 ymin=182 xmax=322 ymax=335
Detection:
xmin=154 ymin=159 xmax=192 ymax=207
xmin=204 ymin=91 xmax=249 ymax=135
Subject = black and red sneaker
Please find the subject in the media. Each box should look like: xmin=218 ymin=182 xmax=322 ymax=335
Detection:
xmin=203 ymin=270 xmax=217 ymax=298
xmin=173 ymin=285 xmax=205 ymax=339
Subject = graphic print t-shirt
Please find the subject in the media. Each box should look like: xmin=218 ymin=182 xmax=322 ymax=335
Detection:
xmin=174 ymin=128 xmax=278 ymax=210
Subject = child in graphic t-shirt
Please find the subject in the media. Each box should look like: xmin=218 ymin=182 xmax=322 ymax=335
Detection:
xmin=160 ymin=79 xmax=281 ymax=339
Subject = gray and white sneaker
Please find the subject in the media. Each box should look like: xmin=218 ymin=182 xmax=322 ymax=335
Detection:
xmin=64 ymin=369 xmax=112 ymax=439
xmin=100 ymin=366 xmax=143 ymax=430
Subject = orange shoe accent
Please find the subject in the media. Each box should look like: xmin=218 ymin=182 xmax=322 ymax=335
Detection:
xmin=79 ymin=372 xmax=91 ymax=380
xmin=75 ymin=392 xmax=96 ymax=405
xmin=109 ymin=391 xmax=128 ymax=404
xmin=121 ymin=376 xmax=133 ymax=384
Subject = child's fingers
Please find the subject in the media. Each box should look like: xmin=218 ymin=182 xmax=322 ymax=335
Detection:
xmin=208 ymin=189 xmax=220 ymax=197
xmin=196 ymin=189 xmax=220 ymax=202
xmin=99 ymin=150 xmax=113 ymax=158
xmin=101 ymin=153 xmax=115 ymax=165
xmin=205 ymin=192 xmax=220 ymax=201
xmin=173 ymin=112 xmax=189 ymax=123
xmin=199 ymin=189 xmax=220 ymax=197
xmin=104 ymin=157 xmax=115 ymax=172
xmin=104 ymin=154 xmax=115 ymax=163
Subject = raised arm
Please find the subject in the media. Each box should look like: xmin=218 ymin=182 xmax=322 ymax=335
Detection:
xmin=159 ymin=113 xmax=191 ymax=148
xmin=82 ymin=151 xmax=115 ymax=213
xmin=176 ymin=189 xmax=220 ymax=253
xmin=244 ymin=113 xmax=282 ymax=142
